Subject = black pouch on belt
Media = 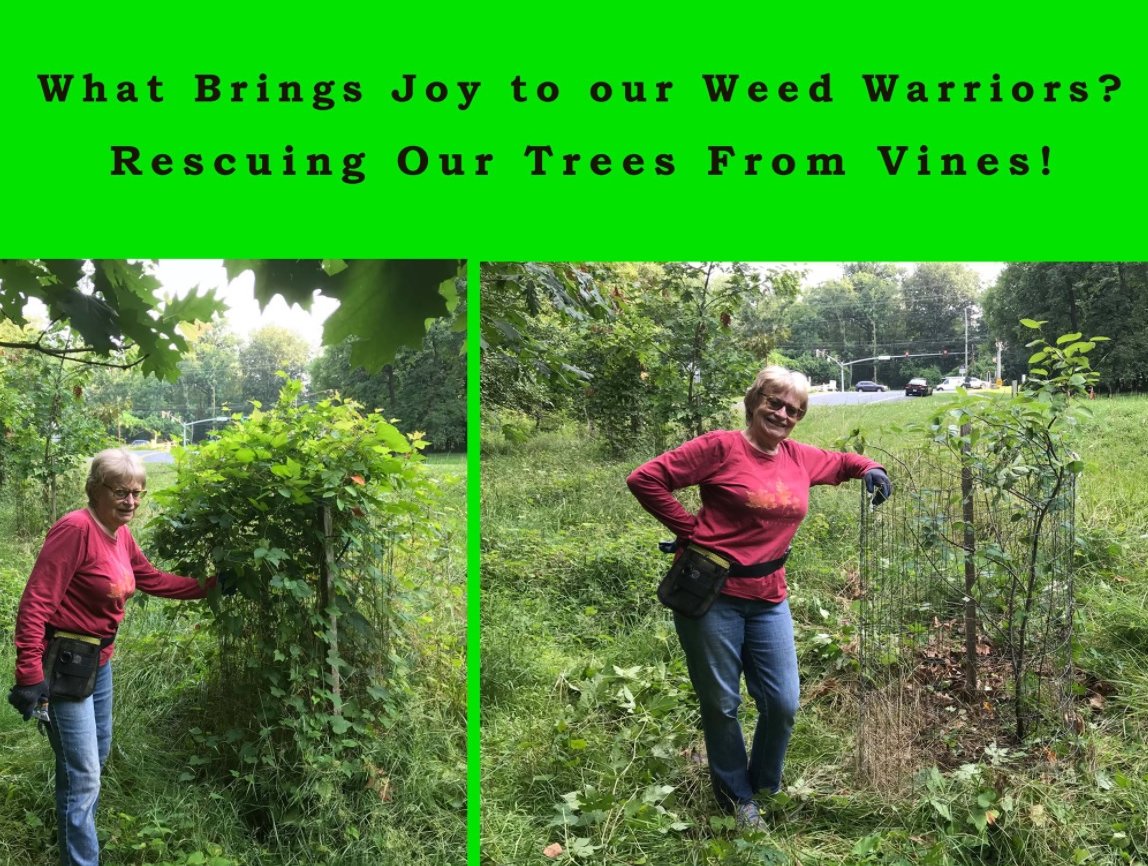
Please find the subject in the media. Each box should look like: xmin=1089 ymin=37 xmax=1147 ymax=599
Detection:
xmin=44 ymin=631 xmax=102 ymax=700
xmin=657 ymin=544 xmax=732 ymax=619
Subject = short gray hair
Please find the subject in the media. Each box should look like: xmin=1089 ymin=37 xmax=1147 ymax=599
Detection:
xmin=744 ymin=365 xmax=811 ymax=424
xmin=86 ymin=448 xmax=147 ymax=505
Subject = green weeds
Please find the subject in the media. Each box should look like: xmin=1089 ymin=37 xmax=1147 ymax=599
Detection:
xmin=0 ymin=443 xmax=466 ymax=865
xmin=482 ymin=397 xmax=1148 ymax=865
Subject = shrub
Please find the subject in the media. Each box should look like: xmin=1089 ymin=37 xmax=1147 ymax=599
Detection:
xmin=149 ymin=380 xmax=439 ymax=838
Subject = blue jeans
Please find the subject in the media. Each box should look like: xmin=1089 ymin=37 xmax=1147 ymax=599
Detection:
xmin=47 ymin=662 xmax=113 ymax=866
xmin=675 ymin=596 xmax=799 ymax=810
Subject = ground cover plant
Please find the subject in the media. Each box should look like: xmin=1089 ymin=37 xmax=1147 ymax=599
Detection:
xmin=481 ymin=393 xmax=1148 ymax=866
xmin=0 ymin=395 xmax=466 ymax=865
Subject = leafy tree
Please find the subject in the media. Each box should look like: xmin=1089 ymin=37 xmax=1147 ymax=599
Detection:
xmin=481 ymin=262 xmax=805 ymax=448
xmin=227 ymin=259 xmax=462 ymax=372
xmin=1 ymin=259 xmax=463 ymax=380
xmin=116 ymin=410 xmax=182 ymax=442
xmin=788 ymin=265 xmax=906 ymax=383
xmin=0 ymin=259 xmax=223 ymax=378
xmin=731 ymin=266 xmax=803 ymax=358
xmin=983 ymin=263 xmax=1148 ymax=390
xmin=311 ymin=311 xmax=467 ymax=452
xmin=238 ymin=326 xmax=313 ymax=409
xmin=175 ymin=324 xmax=245 ymax=420
xmin=571 ymin=307 xmax=661 ymax=455
xmin=481 ymin=263 xmax=605 ymax=435
xmin=850 ymin=264 xmax=904 ymax=383
xmin=0 ymin=323 xmax=110 ymax=529
xmin=782 ymin=352 xmax=840 ymax=387
xmin=646 ymin=262 xmax=764 ymax=438
xmin=901 ymin=262 xmax=980 ymax=349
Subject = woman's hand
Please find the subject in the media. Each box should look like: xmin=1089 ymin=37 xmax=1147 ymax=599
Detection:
xmin=7 ymin=681 xmax=47 ymax=721
xmin=864 ymin=468 xmax=893 ymax=505
xmin=217 ymin=569 xmax=239 ymax=596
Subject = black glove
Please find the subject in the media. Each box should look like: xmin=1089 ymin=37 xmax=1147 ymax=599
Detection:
xmin=217 ymin=569 xmax=239 ymax=597
xmin=864 ymin=468 xmax=893 ymax=506
xmin=8 ymin=681 xmax=47 ymax=721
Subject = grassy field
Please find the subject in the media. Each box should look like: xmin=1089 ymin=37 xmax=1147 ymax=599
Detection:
xmin=481 ymin=394 xmax=1148 ymax=865
xmin=0 ymin=454 xmax=467 ymax=866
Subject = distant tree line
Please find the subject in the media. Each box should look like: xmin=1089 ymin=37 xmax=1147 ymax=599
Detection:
xmin=982 ymin=262 xmax=1148 ymax=393
xmin=481 ymin=261 xmax=1146 ymax=454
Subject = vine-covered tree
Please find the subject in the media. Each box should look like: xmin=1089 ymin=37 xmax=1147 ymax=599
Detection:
xmin=150 ymin=380 xmax=440 ymax=825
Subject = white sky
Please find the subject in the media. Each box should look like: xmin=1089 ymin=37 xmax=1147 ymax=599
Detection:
xmin=782 ymin=261 xmax=1005 ymax=289
xmin=152 ymin=259 xmax=337 ymax=350
xmin=20 ymin=260 xmax=1003 ymax=352
xmin=19 ymin=259 xmax=336 ymax=352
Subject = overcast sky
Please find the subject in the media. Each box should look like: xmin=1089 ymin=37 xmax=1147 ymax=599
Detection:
xmin=20 ymin=260 xmax=1004 ymax=351
xmin=781 ymin=262 xmax=1005 ymax=288
xmin=153 ymin=260 xmax=336 ymax=350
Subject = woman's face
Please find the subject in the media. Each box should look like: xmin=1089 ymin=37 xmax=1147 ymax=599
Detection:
xmin=747 ymin=387 xmax=805 ymax=451
xmin=91 ymin=475 xmax=146 ymax=530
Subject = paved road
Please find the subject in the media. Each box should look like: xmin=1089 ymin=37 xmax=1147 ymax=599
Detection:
xmin=135 ymin=449 xmax=174 ymax=464
xmin=808 ymin=389 xmax=909 ymax=408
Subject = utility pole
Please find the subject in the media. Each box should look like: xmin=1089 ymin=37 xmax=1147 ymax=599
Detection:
xmin=964 ymin=306 xmax=970 ymax=375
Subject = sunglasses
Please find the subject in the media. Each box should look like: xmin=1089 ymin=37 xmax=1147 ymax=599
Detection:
xmin=762 ymin=395 xmax=806 ymax=420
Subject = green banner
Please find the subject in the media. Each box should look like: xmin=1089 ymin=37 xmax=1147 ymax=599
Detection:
xmin=1 ymin=6 xmax=1141 ymax=259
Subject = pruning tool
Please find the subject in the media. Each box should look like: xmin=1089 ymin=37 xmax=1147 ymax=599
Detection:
xmin=32 ymin=700 xmax=50 ymax=735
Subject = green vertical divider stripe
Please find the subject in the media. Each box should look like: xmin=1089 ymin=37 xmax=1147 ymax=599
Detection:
xmin=466 ymin=258 xmax=481 ymax=865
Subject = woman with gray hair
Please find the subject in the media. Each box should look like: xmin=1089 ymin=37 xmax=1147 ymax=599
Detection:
xmin=627 ymin=366 xmax=892 ymax=830
xmin=7 ymin=448 xmax=218 ymax=866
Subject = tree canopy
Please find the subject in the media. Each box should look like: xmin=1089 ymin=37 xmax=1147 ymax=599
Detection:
xmin=0 ymin=258 xmax=463 ymax=380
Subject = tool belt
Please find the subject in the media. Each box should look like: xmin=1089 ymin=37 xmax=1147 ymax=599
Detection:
xmin=657 ymin=545 xmax=790 ymax=619
xmin=729 ymin=549 xmax=791 ymax=577
xmin=44 ymin=629 xmax=109 ymax=701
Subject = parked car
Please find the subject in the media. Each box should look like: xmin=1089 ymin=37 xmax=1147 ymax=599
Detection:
xmin=854 ymin=380 xmax=888 ymax=392
xmin=904 ymin=377 xmax=932 ymax=397
xmin=129 ymin=439 xmax=151 ymax=446
xmin=934 ymin=375 xmax=987 ymax=392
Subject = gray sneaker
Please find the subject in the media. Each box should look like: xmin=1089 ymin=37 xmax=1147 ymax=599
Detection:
xmin=734 ymin=801 xmax=766 ymax=831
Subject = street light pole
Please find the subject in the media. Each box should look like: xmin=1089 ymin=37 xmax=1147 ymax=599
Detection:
xmin=822 ymin=352 xmax=846 ymax=392
xmin=181 ymin=416 xmax=232 ymax=446
xmin=964 ymin=306 xmax=970 ymax=375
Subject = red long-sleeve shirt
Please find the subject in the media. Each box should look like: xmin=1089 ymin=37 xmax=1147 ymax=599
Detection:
xmin=627 ymin=429 xmax=881 ymax=602
xmin=14 ymin=508 xmax=211 ymax=685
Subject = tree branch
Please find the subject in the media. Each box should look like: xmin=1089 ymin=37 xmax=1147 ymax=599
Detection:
xmin=0 ymin=339 xmax=147 ymax=370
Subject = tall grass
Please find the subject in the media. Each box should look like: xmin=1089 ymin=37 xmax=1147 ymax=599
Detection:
xmin=482 ymin=395 xmax=1148 ymax=865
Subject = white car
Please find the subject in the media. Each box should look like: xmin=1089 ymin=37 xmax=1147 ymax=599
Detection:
xmin=934 ymin=375 xmax=986 ymax=392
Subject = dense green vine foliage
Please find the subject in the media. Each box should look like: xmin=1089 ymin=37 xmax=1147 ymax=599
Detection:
xmin=149 ymin=380 xmax=439 ymax=835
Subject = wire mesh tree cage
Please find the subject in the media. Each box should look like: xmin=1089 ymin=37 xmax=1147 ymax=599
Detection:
xmin=855 ymin=440 xmax=1077 ymax=789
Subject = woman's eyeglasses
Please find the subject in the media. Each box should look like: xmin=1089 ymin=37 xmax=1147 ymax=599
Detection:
xmin=763 ymin=395 xmax=805 ymax=420
xmin=103 ymin=484 xmax=147 ymax=501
